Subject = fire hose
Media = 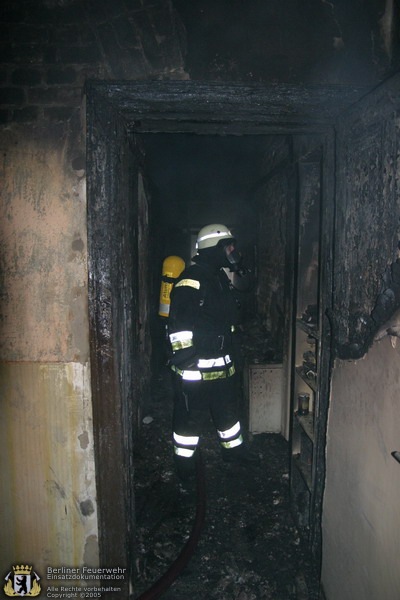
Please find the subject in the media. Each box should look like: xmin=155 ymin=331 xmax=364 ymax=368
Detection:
xmin=135 ymin=451 xmax=206 ymax=600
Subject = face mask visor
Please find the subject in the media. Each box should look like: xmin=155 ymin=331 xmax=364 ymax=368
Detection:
xmin=223 ymin=242 xmax=242 ymax=269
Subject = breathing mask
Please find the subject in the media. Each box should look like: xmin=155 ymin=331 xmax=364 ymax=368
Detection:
xmin=222 ymin=241 xmax=242 ymax=271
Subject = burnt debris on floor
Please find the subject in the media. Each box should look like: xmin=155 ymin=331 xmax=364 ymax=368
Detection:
xmin=133 ymin=367 xmax=320 ymax=600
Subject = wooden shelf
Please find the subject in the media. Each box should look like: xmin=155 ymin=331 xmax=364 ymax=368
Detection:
xmin=295 ymin=366 xmax=317 ymax=392
xmin=295 ymin=413 xmax=315 ymax=441
xmin=292 ymin=453 xmax=312 ymax=491
xmin=296 ymin=318 xmax=320 ymax=339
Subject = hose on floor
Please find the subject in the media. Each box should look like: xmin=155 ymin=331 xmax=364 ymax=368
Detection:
xmin=135 ymin=451 xmax=206 ymax=600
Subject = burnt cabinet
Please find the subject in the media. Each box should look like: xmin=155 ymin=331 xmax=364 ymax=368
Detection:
xmin=289 ymin=139 xmax=333 ymax=563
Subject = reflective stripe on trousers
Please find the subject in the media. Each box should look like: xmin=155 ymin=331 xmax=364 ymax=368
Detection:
xmin=217 ymin=421 xmax=243 ymax=449
xmin=173 ymin=431 xmax=200 ymax=458
xmin=171 ymin=363 xmax=235 ymax=381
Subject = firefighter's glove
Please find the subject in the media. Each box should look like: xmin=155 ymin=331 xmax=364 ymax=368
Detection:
xmin=168 ymin=346 xmax=198 ymax=370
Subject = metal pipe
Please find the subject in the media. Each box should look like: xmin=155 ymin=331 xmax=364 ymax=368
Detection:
xmin=135 ymin=451 xmax=206 ymax=600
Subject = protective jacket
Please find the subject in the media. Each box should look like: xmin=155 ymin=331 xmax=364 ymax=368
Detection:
xmin=168 ymin=257 xmax=241 ymax=381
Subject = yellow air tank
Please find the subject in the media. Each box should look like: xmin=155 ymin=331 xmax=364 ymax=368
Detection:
xmin=159 ymin=255 xmax=185 ymax=317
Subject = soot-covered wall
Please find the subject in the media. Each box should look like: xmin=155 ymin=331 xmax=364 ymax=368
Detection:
xmin=174 ymin=0 xmax=398 ymax=85
xmin=332 ymin=75 xmax=400 ymax=359
xmin=254 ymin=136 xmax=292 ymax=360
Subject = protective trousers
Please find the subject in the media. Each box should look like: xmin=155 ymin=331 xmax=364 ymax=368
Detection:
xmin=172 ymin=372 xmax=243 ymax=470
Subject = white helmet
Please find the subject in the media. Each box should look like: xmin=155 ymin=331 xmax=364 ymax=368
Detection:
xmin=196 ymin=224 xmax=234 ymax=250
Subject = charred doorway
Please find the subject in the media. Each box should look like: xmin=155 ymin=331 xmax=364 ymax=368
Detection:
xmin=86 ymin=80 xmax=365 ymax=586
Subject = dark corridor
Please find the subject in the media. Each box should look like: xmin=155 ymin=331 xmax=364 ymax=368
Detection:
xmin=140 ymin=132 xmax=286 ymax=372
xmin=131 ymin=132 xmax=313 ymax=597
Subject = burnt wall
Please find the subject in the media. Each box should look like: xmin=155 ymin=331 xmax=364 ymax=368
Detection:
xmin=333 ymin=75 xmax=400 ymax=359
xmin=174 ymin=0 xmax=398 ymax=84
xmin=254 ymin=137 xmax=292 ymax=359
xmin=0 ymin=0 xmax=187 ymax=126
xmin=1 ymin=0 xmax=398 ymax=132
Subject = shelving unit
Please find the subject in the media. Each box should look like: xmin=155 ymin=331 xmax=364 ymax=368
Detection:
xmin=288 ymin=139 xmax=333 ymax=562
xmin=291 ymin=323 xmax=319 ymax=522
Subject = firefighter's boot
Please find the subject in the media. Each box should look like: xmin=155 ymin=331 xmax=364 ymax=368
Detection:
xmin=174 ymin=454 xmax=196 ymax=482
xmin=221 ymin=443 xmax=260 ymax=465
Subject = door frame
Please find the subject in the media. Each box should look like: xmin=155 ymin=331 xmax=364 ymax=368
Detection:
xmin=85 ymin=80 xmax=366 ymax=585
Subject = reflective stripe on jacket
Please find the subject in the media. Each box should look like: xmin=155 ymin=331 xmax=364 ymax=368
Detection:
xmin=167 ymin=261 xmax=241 ymax=379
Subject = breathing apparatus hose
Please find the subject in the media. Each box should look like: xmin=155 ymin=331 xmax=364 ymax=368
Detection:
xmin=135 ymin=451 xmax=206 ymax=600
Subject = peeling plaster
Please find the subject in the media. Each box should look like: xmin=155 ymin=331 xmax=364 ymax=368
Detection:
xmin=78 ymin=430 xmax=90 ymax=450
xmin=80 ymin=499 xmax=95 ymax=517
xmin=84 ymin=535 xmax=99 ymax=568
xmin=333 ymin=37 xmax=345 ymax=50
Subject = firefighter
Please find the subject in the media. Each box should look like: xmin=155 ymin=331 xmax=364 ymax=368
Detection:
xmin=167 ymin=223 xmax=259 ymax=480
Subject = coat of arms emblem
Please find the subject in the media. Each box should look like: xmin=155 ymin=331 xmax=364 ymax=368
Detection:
xmin=4 ymin=565 xmax=41 ymax=597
